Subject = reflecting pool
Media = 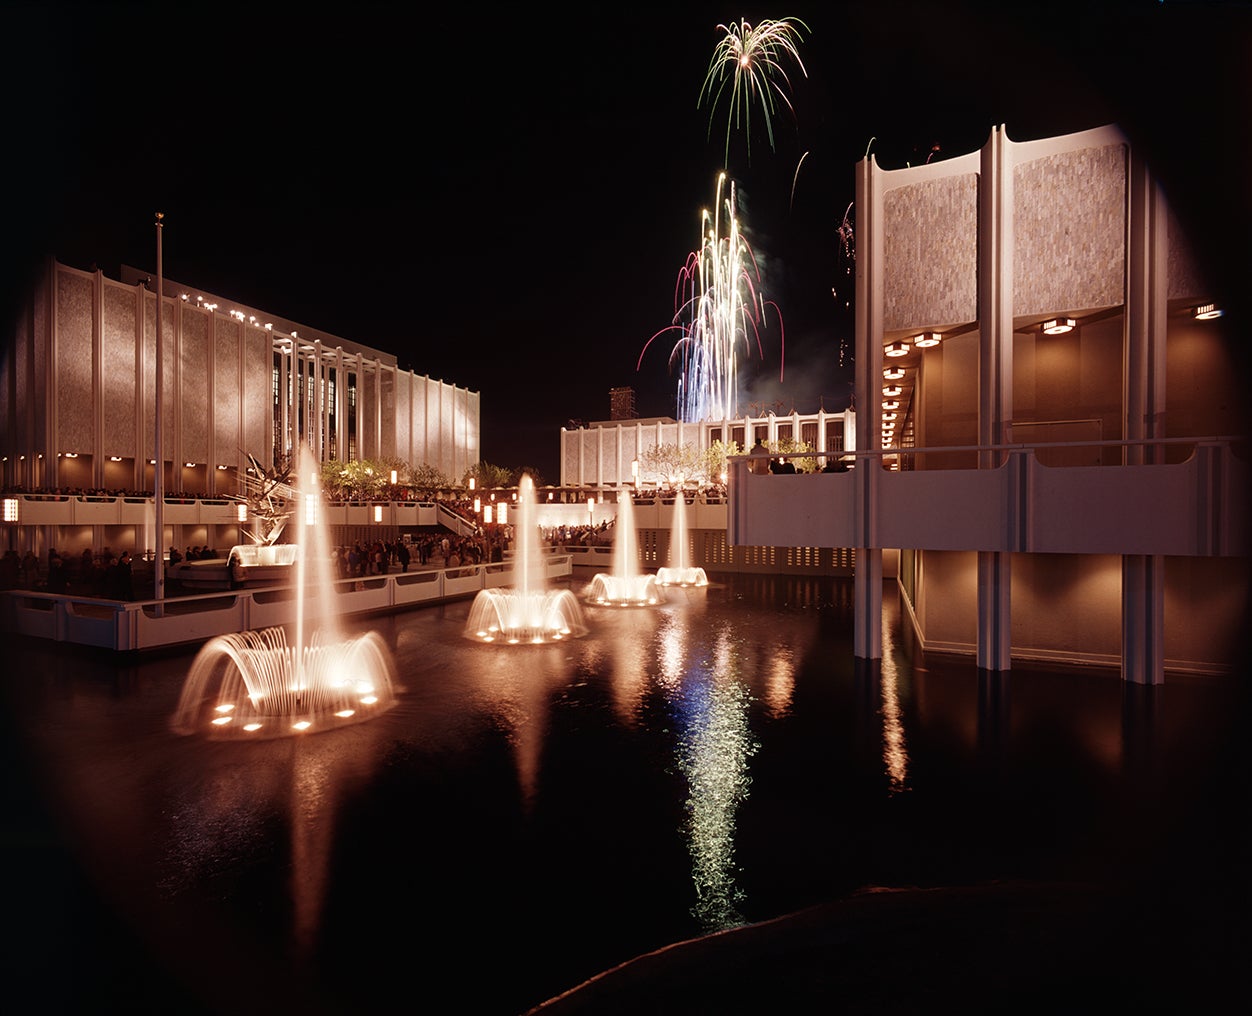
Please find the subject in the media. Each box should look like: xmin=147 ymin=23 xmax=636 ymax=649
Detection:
xmin=2 ymin=573 xmax=1244 ymax=1014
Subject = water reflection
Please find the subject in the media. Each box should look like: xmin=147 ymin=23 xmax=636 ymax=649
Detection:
xmin=659 ymin=615 xmax=759 ymax=932
xmin=879 ymin=603 xmax=911 ymax=794
xmin=7 ymin=575 xmax=1242 ymax=1016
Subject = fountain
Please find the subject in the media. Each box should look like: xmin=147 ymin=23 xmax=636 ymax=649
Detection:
xmin=464 ymin=474 xmax=587 ymax=643
xmin=587 ymin=491 xmax=665 ymax=606
xmin=656 ymin=492 xmax=709 ymax=588
xmin=171 ymin=447 xmax=399 ymax=738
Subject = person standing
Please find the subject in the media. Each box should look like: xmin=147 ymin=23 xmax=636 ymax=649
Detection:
xmin=397 ymin=540 xmax=410 ymax=573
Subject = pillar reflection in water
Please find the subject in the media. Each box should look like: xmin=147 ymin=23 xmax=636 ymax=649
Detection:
xmin=879 ymin=600 xmax=911 ymax=794
xmin=659 ymin=615 xmax=759 ymax=932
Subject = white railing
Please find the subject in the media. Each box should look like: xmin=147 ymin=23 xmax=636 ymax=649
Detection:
xmin=727 ymin=437 xmax=1249 ymax=557
xmin=0 ymin=554 xmax=575 ymax=652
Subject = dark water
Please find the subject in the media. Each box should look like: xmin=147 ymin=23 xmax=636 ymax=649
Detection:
xmin=2 ymin=573 xmax=1246 ymax=1014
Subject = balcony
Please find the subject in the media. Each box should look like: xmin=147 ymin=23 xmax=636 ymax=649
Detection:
xmin=728 ymin=439 xmax=1249 ymax=558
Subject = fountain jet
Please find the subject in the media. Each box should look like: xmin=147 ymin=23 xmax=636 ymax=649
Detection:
xmin=171 ymin=447 xmax=399 ymax=738
xmin=588 ymin=491 xmax=665 ymax=606
xmin=656 ymin=492 xmax=709 ymax=588
xmin=465 ymin=474 xmax=587 ymax=643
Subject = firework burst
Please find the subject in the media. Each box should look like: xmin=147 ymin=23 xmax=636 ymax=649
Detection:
xmin=638 ymin=173 xmax=784 ymax=423
xmin=699 ymin=16 xmax=809 ymax=166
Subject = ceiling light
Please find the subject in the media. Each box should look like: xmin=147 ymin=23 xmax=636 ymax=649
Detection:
xmin=913 ymin=331 xmax=941 ymax=348
xmin=885 ymin=341 xmax=910 ymax=357
xmin=882 ymin=412 xmax=897 ymax=421
xmin=1041 ymin=317 xmax=1076 ymax=335
xmin=883 ymin=364 xmax=905 ymax=381
xmin=882 ymin=400 xmax=899 ymax=411
xmin=1193 ymin=303 xmax=1224 ymax=321
xmin=883 ymin=384 xmax=902 ymax=398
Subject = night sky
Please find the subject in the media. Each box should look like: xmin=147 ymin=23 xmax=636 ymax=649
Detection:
xmin=5 ymin=1 xmax=1249 ymax=482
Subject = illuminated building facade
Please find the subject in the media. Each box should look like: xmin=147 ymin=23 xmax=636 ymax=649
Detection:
xmin=2 ymin=259 xmax=479 ymax=555
xmin=729 ymin=124 xmax=1248 ymax=683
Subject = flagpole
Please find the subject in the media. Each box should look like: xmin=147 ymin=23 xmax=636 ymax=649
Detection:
xmin=154 ymin=212 xmax=165 ymax=613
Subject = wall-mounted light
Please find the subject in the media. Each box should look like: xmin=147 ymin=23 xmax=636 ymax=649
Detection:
xmin=1193 ymin=303 xmax=1224 ymax=320
xmin=913 ymin=331 xmax=942 ymax=348
xmin=1041 ymin=317 xmax=1076 ymax=335
xmin=885 ymin=340 xmax=910 ymax=357
xmin=883 ymin=364 xmax=905 ymax=381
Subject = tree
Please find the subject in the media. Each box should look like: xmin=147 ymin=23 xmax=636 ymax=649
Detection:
xmin=464 ymin=461 xmax=514 ymax=491
xmin=703 ymin=439 xmax=743 ymax=484
xmin=638 ymin=442 xmax=706 ymax=486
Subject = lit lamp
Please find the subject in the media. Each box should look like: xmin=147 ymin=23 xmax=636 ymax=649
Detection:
xmin=882 ymin=400 xmax=900 ymax=411
xmin=1193 ymin=303 xmax=1224 ymax=320
xmin=474 ymin=497 xmax=481 ymax=514
xmin=497 ymin=503 xmax=507 ymax=526
xmin=913 ymin=331 xmax=942 ymax=348
xmin=305 ymin=493 xmax=318 ymax=526
xmin=885 ymin=340 xmax=910 ymax=357
xmin=883 ymin=364 xmax=905 ymax=381
xmin=236 ymin=503 xmax=247 ymax=523
xmin=1041 ymin=317 xmax=1076 ymax=335
xmin=484 ymin=505 xmax=493 ymax=524
xmin=469 ymin=477 xmax=475 ymax=490
xmin=883 ymin=384 xmax=903 ymax=398
xmin=374 ymin=505 xmax=382 ymax=523
xmin=3 ymin=497 xmax=18 ymax=523
xmin=588 ymin=497 xmax=595 ymax=524
xmin=390 ymin=469 xmax=398 ymax=485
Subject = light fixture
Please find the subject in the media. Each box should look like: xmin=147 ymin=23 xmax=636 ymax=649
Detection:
xmin=913 ymin=331 xmax=942 ymax=348
xmin=883 ymin=364 xmax=905 ymax=381
xmin=373 ymin=505 xmax=382 ymax=523
xmin=109 ymin=456 xmax=122 ymax=462
xmin=1041 ymin=317 xmax=1076 ymax=335
xmin=1193 ymin=303 xmax=1224 ymax=320
xmin=882 ymin=411 xmax=897 ymax=421
xmin=217 ymin=464 xmax=230 ymax=470
xmin=184 ymin=461 xmax=196 ymax=468
xmin=883 ymin=384 xmax=903 ymax=398
xmin=63 ymin=452 xmax=77 ymax=458
xmin=882 ymin=400 xmax=900 ymax=411
xmin=885 ymin=341 xmax=910 ymax=357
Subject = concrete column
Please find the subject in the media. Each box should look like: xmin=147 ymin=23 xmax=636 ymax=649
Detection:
xmin=853 ymin=151 xmax=884 ymax=660
xmin=1122 ymin=152 xmax=1168 ymax=684
xmin=976 ymin=126 xmax=1014 ymax=672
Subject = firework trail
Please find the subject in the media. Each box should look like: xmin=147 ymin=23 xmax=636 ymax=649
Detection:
xmin=639 ymin=174 xmax=784 ymax=423
xmin=699 ymin=16 xmax=809 ymax=167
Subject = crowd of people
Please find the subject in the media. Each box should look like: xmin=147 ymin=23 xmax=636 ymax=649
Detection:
xmin=1 ymin=546 xmax=139 ymax=598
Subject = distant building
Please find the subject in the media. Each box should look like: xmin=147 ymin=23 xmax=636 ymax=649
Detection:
xmin=2 ymin=258 xmax=479 ymax=554
xmin=609 ymin=386 xmax=637 ymax=421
